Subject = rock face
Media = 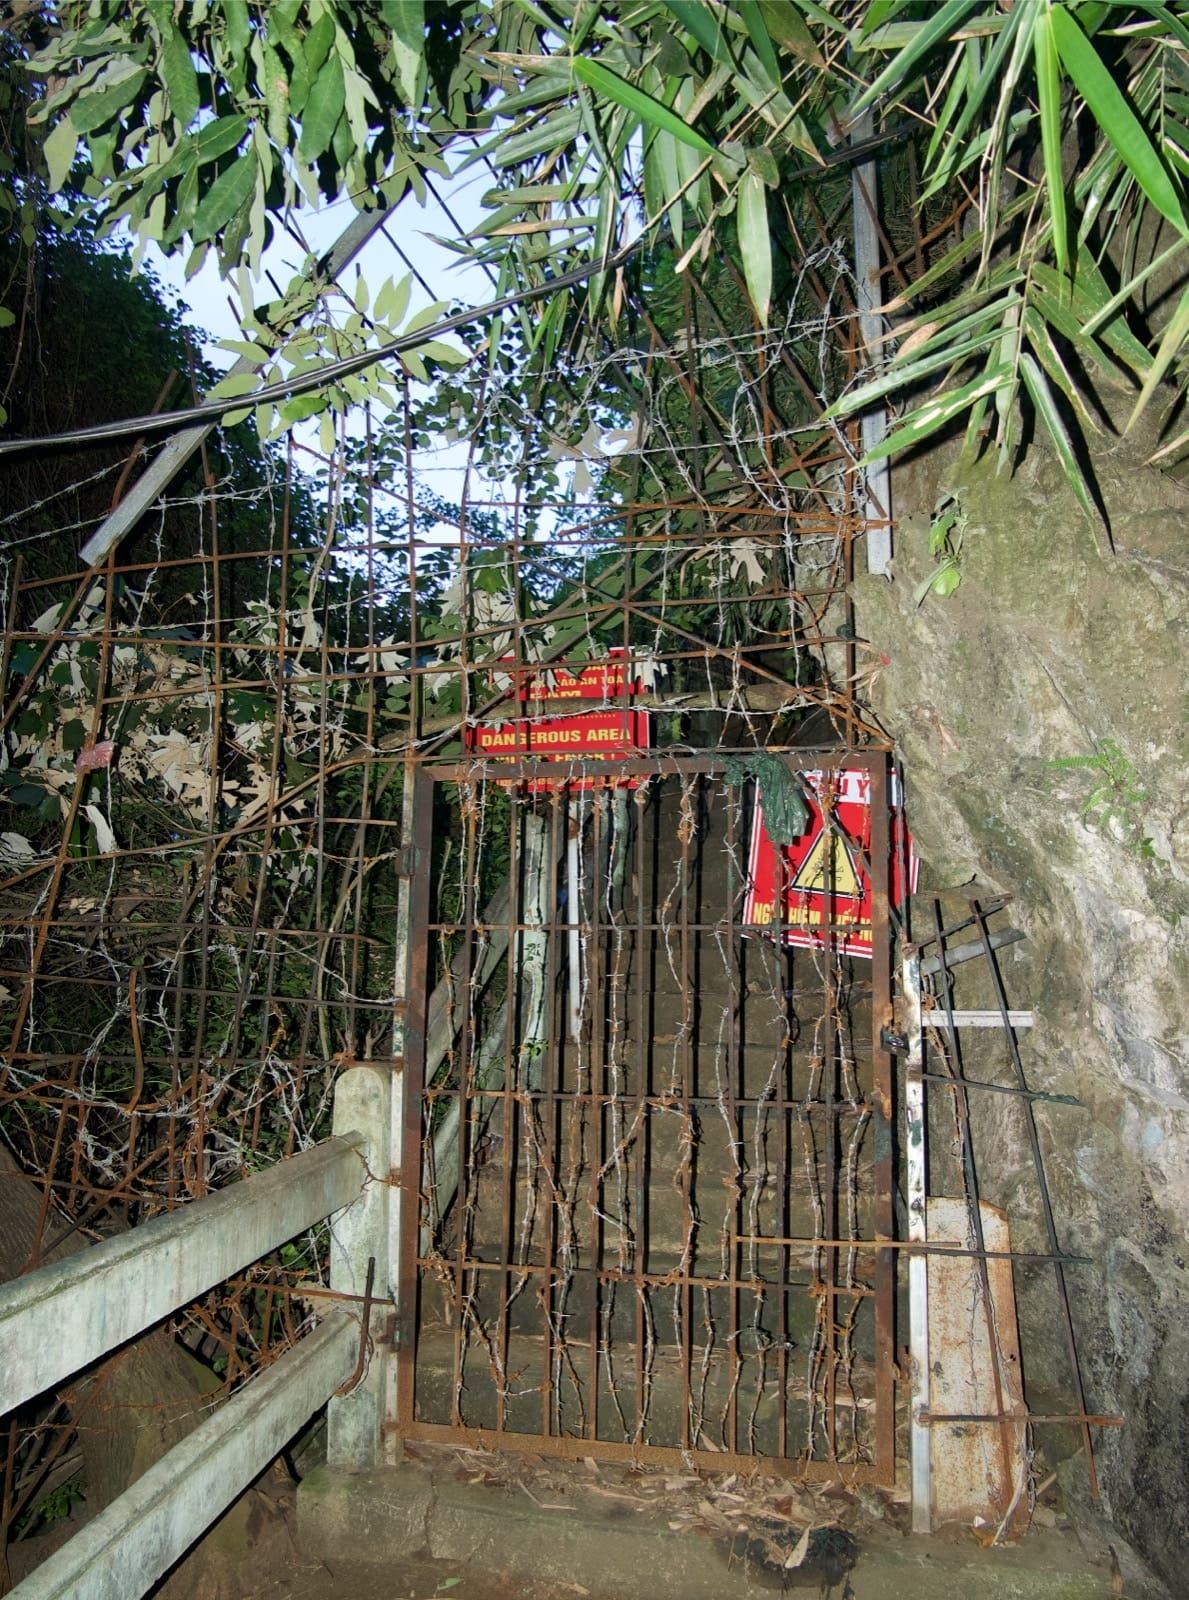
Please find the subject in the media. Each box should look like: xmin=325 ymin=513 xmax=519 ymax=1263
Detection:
xmin=855 ymin=428 xmax=1189 ymax=1591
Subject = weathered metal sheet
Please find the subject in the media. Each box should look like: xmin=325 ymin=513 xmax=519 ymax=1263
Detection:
xmin=926 ymin=1197 xmax=1030 ymax=1535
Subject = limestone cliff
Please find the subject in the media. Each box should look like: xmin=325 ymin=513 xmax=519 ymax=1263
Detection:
xmin=856 ymin=425 xmax=1189 ymax=1590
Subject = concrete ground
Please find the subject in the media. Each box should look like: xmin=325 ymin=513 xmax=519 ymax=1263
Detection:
xmin=290 ymin=1446 xmax=1162 ymax=1600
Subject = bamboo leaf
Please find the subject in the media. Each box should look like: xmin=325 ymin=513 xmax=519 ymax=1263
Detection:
xmin=1018 ymin=352 xmax=1101 ymax=527
xmin=1051 ymin=5 xmax=1188 ymax=238
xmin=1034 ymin=3 xmax=1069 ymax=282
xmin=1022 ymin=307 xmax=1099 ymax=435
xmin=738 ymin=170 xmax=771 ymax=324
xmin=660 ymin=0 xmax=727 ymax=63
xmin=927 ymin=4 xmax=1024 ymax=194
xmin=1078 ymin=238 xmax=1188 ymax=338
xmin=757 ymin=0 xmax=826 ymax=64
xmin=859 ymin=0 xmax=902 ymax=38
xmin=861 ymin=366 xmax=1010 ymax=462
xmin=738 ymin=0 xmax=781 ymax=83
xmin=571 ymin=57 xmax=716 ymax=156
xmin=1127 ymin=279 xmax=1189 ymax=427
xmin=850 ymin=0 xmax=981 ymax=112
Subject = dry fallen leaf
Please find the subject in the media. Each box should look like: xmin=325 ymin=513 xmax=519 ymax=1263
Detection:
xmin=784 ymin=1526 xmax=813 ymax=1570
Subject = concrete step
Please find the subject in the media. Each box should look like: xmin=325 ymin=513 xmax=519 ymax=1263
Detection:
xmin=297 ymin=1461 xmax=1134 ymax=1600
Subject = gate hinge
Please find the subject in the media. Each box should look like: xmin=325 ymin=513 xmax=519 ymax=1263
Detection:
xmin=396 ymin=846 xmax=419 ymax=877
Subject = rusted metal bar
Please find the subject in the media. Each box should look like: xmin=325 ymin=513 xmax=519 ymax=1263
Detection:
xmin=969 ymin=898 xmax=1100 ymax=1499
xmin=922 ymin=1412 xmax=1123 ymax=1427
xmin=914 ymin=1070 xmax=1078 ymax=1105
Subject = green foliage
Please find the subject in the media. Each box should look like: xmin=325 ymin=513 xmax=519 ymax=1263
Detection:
xmin=18 ymin=1 xmax=1189 ymax=536
xmin=837 ymin=2 xmax=1189 ymax=524
xmin=12 ymin=1474 xmax=85 ymax=1538
xmin=912 ymin=492 xmax=968 ymax=605
xmin=1048 ymin=739 xmax=1155 ymax=858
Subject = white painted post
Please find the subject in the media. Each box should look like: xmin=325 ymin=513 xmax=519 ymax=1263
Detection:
xmin=327 ymin=1064 xmax=392 ymax=1470
xmin=385 ymin=772 xmax=416 ymax=1465
xmin=903 ymin=951 xmax=931 ymax=1533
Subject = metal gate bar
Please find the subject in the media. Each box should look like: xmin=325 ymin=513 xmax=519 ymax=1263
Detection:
xmin=398 ymin=755 xmax=895 ymax=1481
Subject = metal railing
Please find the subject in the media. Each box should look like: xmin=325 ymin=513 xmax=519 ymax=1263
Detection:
xmin=0 ymin=1065 xmax=392 ymax=1600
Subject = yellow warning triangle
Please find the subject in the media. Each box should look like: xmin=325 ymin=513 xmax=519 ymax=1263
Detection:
xmin=791 ymin=826 xmax=862 ymax=899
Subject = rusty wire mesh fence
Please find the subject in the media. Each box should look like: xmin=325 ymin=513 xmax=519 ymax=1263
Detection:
xmin=0 ymin=228 xmax=902 ymax=1524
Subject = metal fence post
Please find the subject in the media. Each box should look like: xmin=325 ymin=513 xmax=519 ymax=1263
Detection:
xmin=327 ymin=1064 xmax=392 ymax=1469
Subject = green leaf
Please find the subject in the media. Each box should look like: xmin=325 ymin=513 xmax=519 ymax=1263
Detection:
xmin=417 ymin=340 xmax=469 ymax=365
xmin=221 ymin=0 xmax=250 ymax=58
xmin=207 ymin=370 xmax=261 ymax=402
xmin=303 ymin=12 xmax=336 ymax=77
xmin=1051 ymin=5 xmax=1187 ymax=238
xmin=159 ymin=19 xmax=201 ymax=128
xmin=913 ymin=555 xmax=961 ymax=605
xmin=382 ymin=0 xmax=425 ymax=107
xmin=404 ymin=300 xmax=448 ymax=336
xmin=1034 ymin=3 xmax=1068 ymax=282
xmin=192 ymin=113 xmax=250 ymax=166
xmin=191 ymin=152 xmax=257 ymax=242
xmin=571 ymin=57 xmax=715 ymax=156
xmin=660 ymin=1 xmax=727 ymax=62
xmin=850 ymin=0 xmax=981 ymax=111
xmin=279 ymin=393 xmax=329 ymax=424
xmin=374 ymin=271 xmax=412 ymax=326
xmin=738 ymin=0 xmax=781 ymax=83
xmin=1018 ymin=352 xmax=1101 ymax=528
xmin=298 ymin=53 xmax=345 ymax=162
xmin=42 ymin=115 xmax=77 ymax=192
xmin=262 ymin=42 xmax=291 ymax=147
xmin=738 ymin=170 xmax=771 ymax=325
xmin=1127 ymin=278 xmax=1189 ymax=427
xmin=71 ymin=66 xmax=147 ymax=134
xmin=319 ymin=408 xmax=337 ymax=455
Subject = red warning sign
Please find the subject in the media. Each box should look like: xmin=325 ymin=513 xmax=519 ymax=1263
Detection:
xmin=514 ymin=648 xmax=643 ymax=704
xmin=465 ymin=708 xmax=651 ymax=792
xmin=744 ymin=767 xmax=916 ymax=958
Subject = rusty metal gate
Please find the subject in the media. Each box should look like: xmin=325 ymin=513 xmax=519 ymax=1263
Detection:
xmin=396 ymin=754 xmax=896 ymax=1480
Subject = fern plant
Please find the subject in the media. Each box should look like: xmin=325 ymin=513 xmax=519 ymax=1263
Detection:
xmin=1048 ymin=740 xmax=1154 ymax=859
